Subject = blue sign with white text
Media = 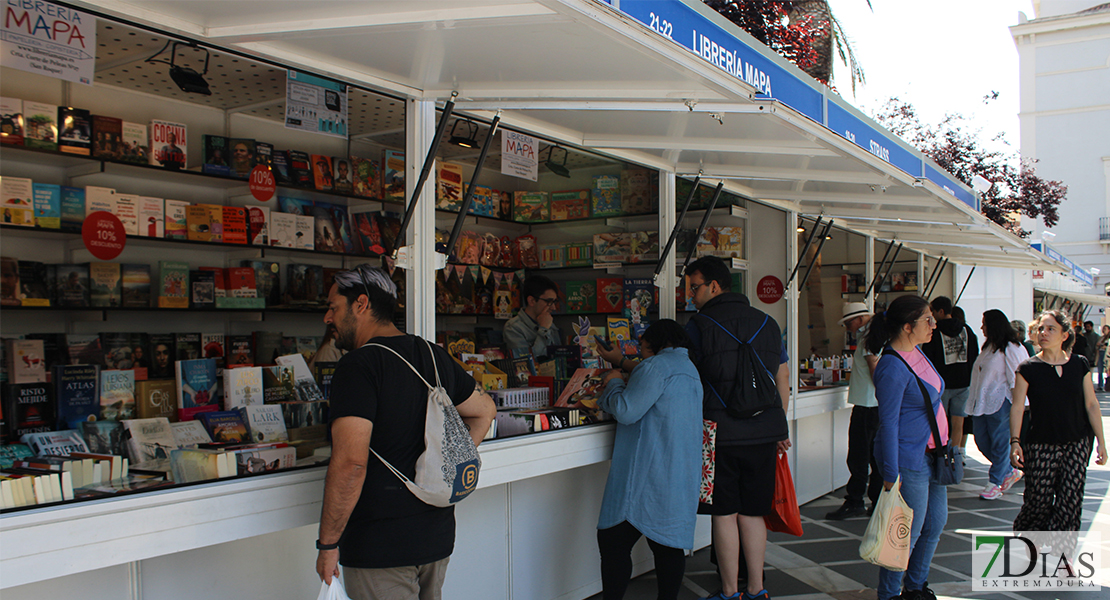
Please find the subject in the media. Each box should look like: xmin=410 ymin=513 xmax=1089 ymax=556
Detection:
xmin=1032 ymin=243 xmax=1094 ymax=286
xmin=924 ymin=164 xmax=977 ymax=210
xmin=826 ymin=102 xmax=922 ymax=178
xmin=618 ymin=0 xmax=823 ymax=122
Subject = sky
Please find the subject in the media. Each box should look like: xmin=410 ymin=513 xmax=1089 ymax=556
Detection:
xmin=826 ymin=0 xmax=1036 ymax=153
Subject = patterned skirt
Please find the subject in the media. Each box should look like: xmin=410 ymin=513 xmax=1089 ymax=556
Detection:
xmin=1013 ymin=437 xmax=1093 ymax=534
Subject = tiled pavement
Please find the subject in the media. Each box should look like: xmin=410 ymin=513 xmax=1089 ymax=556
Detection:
xmin=589 ymin=395 xmax=1110 ymax=600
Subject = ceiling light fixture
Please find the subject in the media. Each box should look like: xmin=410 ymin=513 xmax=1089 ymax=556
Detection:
xmin=146 ymin=40 xmax=212 ymax=96
xmin=448 ymin=118 xmax=480 ymax=148
xmin=541 ymin=145 xmax=570 ymax=178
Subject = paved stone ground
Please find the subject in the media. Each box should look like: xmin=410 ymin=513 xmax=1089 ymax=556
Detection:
xmin=588 ymin=394 xmax=1110 ymax=600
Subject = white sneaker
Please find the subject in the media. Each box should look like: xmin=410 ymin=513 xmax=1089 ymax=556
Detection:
xmin=980 ymin=484 xmax=1003 ymax=500
xmin=1000 ymin=469 xmax=1023 ymax=492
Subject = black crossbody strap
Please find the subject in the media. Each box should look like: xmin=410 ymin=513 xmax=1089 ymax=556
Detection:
xmin=881 ymin=347 xmax=944 ymax=451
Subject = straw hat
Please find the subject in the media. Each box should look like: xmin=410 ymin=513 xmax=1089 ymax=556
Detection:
xmin=838 ymin=302 xmax=873 ymax=326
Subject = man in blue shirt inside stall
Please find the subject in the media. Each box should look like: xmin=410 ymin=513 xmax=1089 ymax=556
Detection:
xmin=503 ymin=275 xmax=562 ymax=358
xmin=684 ymin=256 xmax=791 ymax=600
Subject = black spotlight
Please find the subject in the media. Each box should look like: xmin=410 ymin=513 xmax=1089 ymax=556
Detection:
xmin=448 ymin=119 xmax=480 ymax=148
xmin=148 ymin=41 xmax=212 ymax=96
xmin=542 ymin=145 xmax=570 ymax=178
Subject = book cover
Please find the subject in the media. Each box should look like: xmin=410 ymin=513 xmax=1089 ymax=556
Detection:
xmin=197 ymin=410 xmax=249 ymax=444
xmin=513 ymin=191 xmax=548 ymax=223
xmin=55 ymin=364 xmax=99 ymax=429
xmin=274 ymin=353 xmax=324 ymax=403
xmin=120 ymin=262 xmax=152 ymax=308
xmin=169 ymin=448 xmax=232 ymax=482
xmin=285 ymin=264 xmax=325 ymax=305
xmin=5 ymin=339 xmax=46 ymax=384
xmin=175 ymin=333 xmax=201 ymax=362
xmin=92 ymin=115 xmax=123 ymax=161
xmin=22 ymin=101 xmax=58 ymax=150
xmin=128 ymin=333 xmax=150 ymax=375
xmin=550 ymin=190 xmax=590 ymax=220
xmin=89 ymin=262 xmax=122 ymax=308
xmin=100 ymin=332 xmax=133 ymax=370
xmin=310 ymin=154 xmax=333 ymax=191
xmin=80 ymin=421 xmax=125 ymax=456
xmin=157 ymin=261 xmax=189 ymax=308
xmin=353 ymin=155 xmax=381 ymax=199
xmin=230 ymin=444 xmax=295 ymax=475
xmin=241 ymin=260 xmax=280 ymax=307
xmin=591 ymin=175 xmax=621 ymax=217
xmin=19 ymin=430 xmax=88 ymax=457
xmin=224 ymin=267 xmax=257 ymax=300
xmin=201 ymin=135 xmax=230 ymax=176
xmin=348 ymin=209 xmax=383 ymax=256
xmin=58 ymin=107 xmax=92 ymax=155
xmin=332 ymin=156 xmax=354 ymax=194
xmin=254 ymin=142 xmax=273 ymax=170
xmin=315 ymin=201 xmax=355 ymax=253
xmin=252 ymin=331 xmax=286 ymax=366
xmin=696 ymin=226 xmax=743 ymax=259
xmin=171 ymin=420 xmax=212 ymax=447
xmin=185 ymin=204 xmax=215 ymax=242
xmin=163 ymin=199 xmax=188 ymax=239
xmin=238 ymin=404 xmax=288 ymax=443
xmin=147 ymin=334 xmax=175 ymax=379
xmin=223 ymin=366 xmax=263 ymax=409
xmin=0 ymin=97 xmax=23 ymax=145
xmin=60 ymin=186 xmax=85 ymax=232
xmin=228 ymin=138 xmax=255 ymax=179
xmin=281 ymin=400 xmax=325 ymax=429
xmin=596 ymin=277 xmax=624 ymax=313
xmin=149 ymin=120 xmax=187 ymax=169
xmin=287 ymin=150 xmax=313 ymax=187
xmin=227 ymin=335 xmax=253 ymax=367
xmin=269 ymin=211 xmax=297 ymax=248
xmin=122 ymin=417 xmax=175 ymax=466
xmin=31 ymin=183 xmax=61 ymax=229
xmin=1 ymin=176 xmax=35 ymax=227
xmin=120 ymin=121 xmax=148 ymax=164
xmin=313 ymin=361 xmax=337 ymax=401
xmin=593 ymin=232 xmax=630 ymax=264
xmin=294 ymin=214 xmax=314 ymax=250
xmin=18 ymin=260 xmax=50 ymax=306
xmin=64 ymin=334 xmax=103 ymax=366
xmin=465 ymin=184 xmax=495 ymax=217
xmin=621 ymin=167 xmax=658 ymax=215
xmin=99 ymin=369 xmax=135 ymax=421
xmin=623 ymin=278 xmax=654 ymax=338
xmin=272 ymin=150 xmax=292 ymax=186
xmin=436 ymin=161 xmax=464 ymax=211
xmin=564 ymin=280 xmax=597 ymax=314
xmin=627 ymin=231 xmax=659 ymax=263
xmin=175 ymin=358 xmax=221 ymax=421
xmin=221 ymin=205 xmax=248 ymax=244
xmin=606 ymin=317 xmax=632 ymax=346
xmin=56 ymin=263 xmax=91 ymax=307
xmin=262 ymin=365 xmax=296 ymax=404
xmin=201 ymin=334 xmax=225 ymax=369
xmin=133 ymin=196 xmax=164 ymax=238
xmin=554 ymin=368 xmax=606 ymax=410
xmin=134 ymin=379 xmax=177 ymax=421
xmin=84 ymin=185 xmax=117 ymax=219
xmin=247 ymin=206 xmax=269 ymax=245
xmin=565 ymin=241 xmax=593 ymax=267
xmin=383 ymin=150 xmax=405 ymax=201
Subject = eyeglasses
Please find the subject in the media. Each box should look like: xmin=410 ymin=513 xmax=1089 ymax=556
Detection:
xmin=917 ymin=315 xmax=937 ymax=326
xmin=537 ymin=296 xmax=558 ymax=306
xmin=689 ymin=282 xmax=708 ymax=294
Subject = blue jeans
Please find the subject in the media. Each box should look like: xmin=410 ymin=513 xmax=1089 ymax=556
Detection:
xmin=877 ymin=464 xmax=948 ymax=600
xmin=972 ymin=399 xmax=1014 ymax=485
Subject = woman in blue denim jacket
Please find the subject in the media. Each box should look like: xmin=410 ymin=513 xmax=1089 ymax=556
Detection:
xmin=595 ymin=319 xmax=703 ymax=600
xmin=866 ymin=296 xmax=948 ymax=600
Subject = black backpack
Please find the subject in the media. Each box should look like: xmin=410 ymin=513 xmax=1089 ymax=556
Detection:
xmin=699 ymin=313 xmax=780 ymax=418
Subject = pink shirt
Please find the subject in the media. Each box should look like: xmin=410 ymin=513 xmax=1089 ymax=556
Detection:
xmin=895 ymin=348 xmax=949 ymax=448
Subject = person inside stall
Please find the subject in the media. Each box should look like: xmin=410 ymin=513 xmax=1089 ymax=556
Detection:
xmin=502 ymin=275 xmax=561 ymax=359
xmin=594 ymin=319 xmax=703 ymax=600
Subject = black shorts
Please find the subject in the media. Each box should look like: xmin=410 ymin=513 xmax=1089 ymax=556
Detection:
xmin=699 ymin=441 xmax=778 ymax=517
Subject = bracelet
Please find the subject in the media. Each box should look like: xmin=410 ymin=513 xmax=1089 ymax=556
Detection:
xmin=316 ymin=539 xmax=340 ymax=550
xmin=1010 ymin=437 xmax=1021 ymax=445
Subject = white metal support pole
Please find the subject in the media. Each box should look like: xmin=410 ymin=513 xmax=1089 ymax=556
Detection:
xmin=405 ymin=99 xmax=437 ymax=338
xmin=658 ymin=170 xmax=677 ymax=320
xmin=917 ymin=253 xmax=925 ymax=298
xmin=786 ymin=210 xmax=799 ymax=423
xmin=865 ymin=236 xmax=875 ymax=312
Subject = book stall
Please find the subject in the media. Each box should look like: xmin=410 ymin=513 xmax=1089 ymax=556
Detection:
xmin=1 ymin=2 xmax=1064 ymax=599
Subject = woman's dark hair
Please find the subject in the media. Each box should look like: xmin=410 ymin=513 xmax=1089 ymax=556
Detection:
xmin=864 ymin=295 xmax=930 ymax=355
xmin=981 ymin=309 xmax=1021 ymax=352
xmin=950 ymin=306 xmax=966 ymax=328
xmin=639 ymin=319 xmax=693 ymax=355
xmin=1038 ymin=309 xmax=1074 ymax=351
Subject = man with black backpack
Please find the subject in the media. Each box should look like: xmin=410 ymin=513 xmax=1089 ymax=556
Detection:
xmin=684 ymin=256 xmax=791 ymax=600
xmin=315 ymin=264 xmax=496 ymax=600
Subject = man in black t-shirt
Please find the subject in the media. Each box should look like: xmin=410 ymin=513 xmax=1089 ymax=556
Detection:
xmin=315 ymin=264 xmax=496 ymax=599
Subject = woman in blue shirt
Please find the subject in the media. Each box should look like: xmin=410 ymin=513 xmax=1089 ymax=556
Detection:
xmin=866 ymin=295 xmax=948 ymax=600
xmin=595 ymin=319 xmax=704 ymax=600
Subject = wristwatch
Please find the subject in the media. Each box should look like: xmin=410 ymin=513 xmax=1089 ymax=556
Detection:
xmin=316 ymin=539 xmax=340 ymax=550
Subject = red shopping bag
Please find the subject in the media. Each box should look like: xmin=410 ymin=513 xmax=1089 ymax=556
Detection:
xmin=764 ymin=452 xmax=803 ymax=536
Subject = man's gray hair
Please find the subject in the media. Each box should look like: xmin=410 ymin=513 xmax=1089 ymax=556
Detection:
xmin=334 ymin=264 xmax=398 ymax=299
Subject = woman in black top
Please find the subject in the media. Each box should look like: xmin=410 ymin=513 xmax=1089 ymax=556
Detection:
xmin=1010 ymin=310 xmax=1107 ymax=534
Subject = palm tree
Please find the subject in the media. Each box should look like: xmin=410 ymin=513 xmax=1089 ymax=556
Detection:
xmin=704 ymin=0 xmax=867 ymax=92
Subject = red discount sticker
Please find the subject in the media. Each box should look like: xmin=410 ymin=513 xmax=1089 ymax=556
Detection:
xmin=249 ymin=165 xmax=276 ymax=201
xmin=82 ymin=211 xmax=127 ymax=260
xmin=756 ymin=275 xmax=784 ymax=304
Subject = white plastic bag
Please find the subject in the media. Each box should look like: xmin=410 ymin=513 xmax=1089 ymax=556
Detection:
xmin=859 ymin=475 xmax=914 ymax=571
xmin=316 ymin=577 xmax=352 ymax=600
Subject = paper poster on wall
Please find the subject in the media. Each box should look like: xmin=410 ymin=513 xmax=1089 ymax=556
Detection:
xmin=285 ymin=70 xmax=347 ymax=138
xmin=501 ymin=130 xmax=537 ymax=181
xmin=1 ymin=0 xmax=96 ymax=85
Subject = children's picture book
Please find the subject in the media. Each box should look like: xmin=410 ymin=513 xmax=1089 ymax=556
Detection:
xmin=564 ymin=280 xmax=597 ymax=314
xmin=512 ymin=191 xmax=548 ymax=223
xmin=623 ymin=278 xmax=654 ymax=339
xmin=591 ymin=174 xmax=621 ymax=217
xmin=467 ymin=184 xmax=496 ymax=217
xmin=696 ymin=226 xmax=744 ymax=259
xmin=149 ymin=120 xmax=186 ymax=169
xmin=99 ymin=369 xmax=136 ymax=421
xmin=554 ymin=368 xmax=606 ymax=410
xmin=224 ymin=366 xmax=263 ymax=409
xmin=175 ymin=358 xmax=221 ymax=421
xmin=621 ymin=167 xmax=658 ymax=215
xmin=550 ymin=190 xmax=590 ymax=220
xmin=353 ymin=155 xmax=381 ymax=199
xmin=31 ymin=183 xmax=60 ymax=229
xmin=596 ymin=277 xmax=624 ymax=313
xmin=436 ymin=161 xmax=464 ymax=211
xmin=593 ymin=233 xmax=630 ymax=264
xmin=383 ymin=150 xmax=405 ymax=201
